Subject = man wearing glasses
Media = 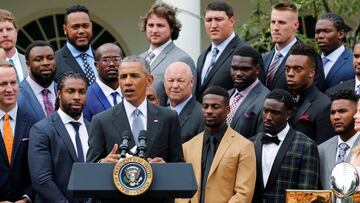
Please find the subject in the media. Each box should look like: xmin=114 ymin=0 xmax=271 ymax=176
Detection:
xmin=82 ymin=43 xmax=123 ymax=121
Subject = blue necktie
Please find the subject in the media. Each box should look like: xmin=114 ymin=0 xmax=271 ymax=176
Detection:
xmin=8 ymin=59 xmax=19 ymax=82
xmin=69 ymin=121 xmax=84 ymax=162
xmin=132 ymin=109 xmax=144 ymax=145
xmin=111 ymin=92 xmax=119 ymax=106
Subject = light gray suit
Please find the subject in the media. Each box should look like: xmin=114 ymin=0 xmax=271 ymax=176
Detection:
xmin=228 ymin=82 xmax=269 ymax=139
xmin=140 ymin=41 xmax=195 ymax=106
xmin=18 ymin=53 xmax=29 ymax=81
xmin=318 ymin=133 xmax=360 ymax=189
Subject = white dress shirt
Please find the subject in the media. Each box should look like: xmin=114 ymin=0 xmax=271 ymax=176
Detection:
xmin=0 ymin=104 xmax=18 ymax=137
xmin=170 ymin=95 xmax=192 ymax=115
xmin=262 ymin=123 xmax=290 ymax=185
xmin=7 ymin=49 xmax=24 ymax=81
xmin=336 ymin=132 xmax=359 ymax=163
xmin=123 ymin=98 xmax=148 ymax=132
xmin=57 ymin=108 xmax=89 ymax=161
xmin=147 ymin=39 xmax=172 ymax=65
xmin=96 ymin=78 xmax=122 ymax=106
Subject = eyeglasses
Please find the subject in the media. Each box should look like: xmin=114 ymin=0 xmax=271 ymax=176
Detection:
xmin=98 ymin=56 xmax=122 ymax=65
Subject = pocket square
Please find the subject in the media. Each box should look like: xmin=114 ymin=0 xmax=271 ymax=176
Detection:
xmin=22 ymin=138 xmax=29 ymax=141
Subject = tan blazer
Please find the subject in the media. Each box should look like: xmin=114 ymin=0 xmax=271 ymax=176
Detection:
xmin=177 ymin=127 xmax=256 ymax=203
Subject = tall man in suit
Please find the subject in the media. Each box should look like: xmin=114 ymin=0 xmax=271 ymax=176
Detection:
xmin=83 ymin=43 xmax=122 ymax=121
xmin=319 ymin=89 xmax=359 ymax=189
xmin=140 ymin=2 xmax=195 ymax=106
xmin=286 ymin=43 xmax=334 ymax=144
xmin=87 ymin=56 xmax=183 ymax=164
xmin=326 ymin=41 xmax=360 ymax=95
xmin=315 ymin=13 xmax=354 ymax=90
xmin=196 ymin=1 xmax=247 ymax=101
xmin=253 ymin=89 xmax=319 ymax=203
xmin=17 ymin=40 xmax=56 ymax=122
xmin=0 ymin=9 xmax=29 ymax=81
xmin=55 ymin=4 xmax=97 ymax=86
xmin=227 ymin=46 xmax=269 ymax=139
xmin=177 ymin=86 xmax=256 ymax=203
xmin=260 ymin=2 xmax=325 ymax=91
xmin=0 ymin=63 xmax=36 ymax=203
xmin=28 ymin=72 xmax=89 ymax=203
xmin=164 ymin=61 xmax=204 ymax=143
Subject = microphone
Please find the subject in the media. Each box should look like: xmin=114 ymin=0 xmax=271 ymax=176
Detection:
xmin=119 ymin=130 xmax=131 ymax=158
xmin=137 ymin=130 xmax=147 ymax=159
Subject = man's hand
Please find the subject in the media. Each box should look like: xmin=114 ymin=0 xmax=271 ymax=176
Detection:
xmin=147 ymin=157 xmax=166 ymax=163
xmin=100 ymin=144 xmax=120 ymax=163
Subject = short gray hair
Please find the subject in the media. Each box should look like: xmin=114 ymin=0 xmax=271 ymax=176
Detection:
xmin=122 ymin=55 xmax=150 ymax=74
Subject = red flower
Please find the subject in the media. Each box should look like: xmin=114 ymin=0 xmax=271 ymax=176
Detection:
xmin=298 ymin=114 xmax=311 ymax=121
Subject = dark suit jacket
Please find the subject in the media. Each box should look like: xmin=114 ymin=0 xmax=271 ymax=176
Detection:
xmin=28 ymin=112 xmax=90 ymax=203
xmin=253 ymin=127 xmax=320 ymax=203
xmin=140 ymin=42 xmax=195 ymax=106
xmin=0 ymin=108 xmax=37 ymax=201
xmin=55 ymin=45 xmax=94 ymax=86
xmin=83 ymin=81 xmax=112 ymax=121
xmin=17 ymin=80 xmax=56 ymax=122
xmin=87 ymin=101 xmax=183 ymax=163
xmin=325 ymin=48 xmax=355 ymax=90
xmin=178 ymin=97 xmax=204 ymax=143
xmin=289 ymin=85 xmax=334 ymax=144
xmin=196 ymin=35 xmax=247 ymax=101
xmin=325 ymin=78 xmax=355 ymax=96
xmin=228 ymin=82 xmax=269 ymax=139
xmin=261 ymin=41 xmax=326 ymax=92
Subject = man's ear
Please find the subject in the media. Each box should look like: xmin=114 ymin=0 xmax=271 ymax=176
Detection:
xmin=147 ymin=74 xmax=154 ymax=87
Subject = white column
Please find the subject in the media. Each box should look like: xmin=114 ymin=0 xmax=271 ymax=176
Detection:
xmin=161 ymin=0 xmax=201 ymax=62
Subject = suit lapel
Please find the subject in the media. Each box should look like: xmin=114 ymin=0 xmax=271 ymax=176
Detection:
xmin=92 ymin=82 xmax=112 ymax=109
xmin=0 ymin=131 xmax=9 ymax=167
xmin=11 ymin=109 xmax=27 ymax=164
xmin=20 ymin=80 xmax=46 ymax=118
xmin=255 ymin=133 xmax=265 ymax=189
xmin=112 ymin=103 xmax=134 ymax=149
xmin=294 ymin=86 xmax=318 ymax=120
xmin=146 ymin=103 xmax=160 ymax=155
xmin=191 ymin=133 xmax=204 ymax=198
xmin=178 ymin=98 xmax=195 ymax=127
xmin=326 ymin=49 xmax=350 ymax=82
xmin=150 ymin=42 xmax=174 ymax=72
xmin=327 ymin=137 xmax=338 ymax=175
xmin=62 ymin=46 xmax=84 ymax=74
xmin=265 ymin=128 xmax=295 ymax=189
xmin=207 ymin=128 xmax=232 ymax=181
xmin=52 ymin=113 xmax=78 ymax=161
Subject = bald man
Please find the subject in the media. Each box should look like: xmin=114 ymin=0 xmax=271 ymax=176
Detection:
xmin=82 ymin=43 xmax=123 ymax=121
xmin=164 ymin=61 xmax=204 ymax=142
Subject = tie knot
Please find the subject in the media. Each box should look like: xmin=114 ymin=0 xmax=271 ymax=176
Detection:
xmin=338 ymin=143 xmax=349 ymax=151
xmin=3 ymin=113 xmax=10 ymax=121
xmin=146 ymin=51 xmax=156 ymax=63
xmin=322 ymin=56 xmax=330 ymax=65
xmin=80 ymin=53 xmax=87 ymax=60
xmin=42 ymin=88 xmax=50 ymax=96
xmin=8 ymin=59 xmax=14 ymax=65
xmin=211 ymin=47 xmax=219 ymax=56
xmin=275 ymin=52 xmax=282 ymax=58
xmin=133 ymin=108 xmax=142 ymax=117
xmin=70 ymin=121 xmax=81 ymax=131
xmin=111 ymin=92 xmax=119 ymax=97
xmin=261 ymin=134 xmax=281 ymax=145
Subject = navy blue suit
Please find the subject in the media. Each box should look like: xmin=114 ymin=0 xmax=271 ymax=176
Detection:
xmin=17 ymin=80 xmax=56 ymax=122
xmin=324 ymin=48 xmax=355 ymax=90
xmin=28 ymin=112 xmax=90 ymax=203
xmin=83 ymin=81 xmax=113 ymax=121
xmin=0 ymin=107 xmax=37 ymax=201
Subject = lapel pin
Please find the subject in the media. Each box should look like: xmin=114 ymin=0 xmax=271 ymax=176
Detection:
xmin=154 ymin=119 xmax=158 ymax=122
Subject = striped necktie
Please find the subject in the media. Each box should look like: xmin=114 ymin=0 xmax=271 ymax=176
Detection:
xmin=267 ymin=52 xmax=282 ymax=86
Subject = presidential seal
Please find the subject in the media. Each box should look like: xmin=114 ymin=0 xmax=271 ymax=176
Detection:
xmin=113 ymin=156 xmax=153 ymax=196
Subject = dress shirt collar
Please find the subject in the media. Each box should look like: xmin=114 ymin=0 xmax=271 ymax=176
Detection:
xmin=66 ymin=42 xmax=94 ymax=59
xmin=123 ymin=98 xmax=147 ymax=118
xmin=204 ymin=124 xmax=228 ymax=146
xmin=95 ymin=78 xmax=122 ymax=98
xmin=8 ymin=48 xmax=19 ymax=61
xmin=322 ymin=45 xmax=345 ymax=60
xmin=0 ymin=104 xmax=18 ymax=121
xmin=338 ymin=132 xmax=359 ymax=149
xmin=211 ymin=32 xmax=235 ymax=53
xmin=57 ymin=108 xmax=85 ymax=125
xmin=148 ymin=39 xmax=172 ymax=57
xmin=26 ymin=76 xmax=55 ymax=95
xmin=266 ymin=123 xmax=289 ymax=143
xmin=275 ymin=37 xmax=297 ymax=56
xmin=232 ymin=79 xmax=259 ymax=99
xmin=170 ymin=95 xmax=192 ymax=114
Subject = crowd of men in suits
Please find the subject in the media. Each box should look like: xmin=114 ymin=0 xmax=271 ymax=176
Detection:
xmin=1 ymin=0 xmax=360 ymax=203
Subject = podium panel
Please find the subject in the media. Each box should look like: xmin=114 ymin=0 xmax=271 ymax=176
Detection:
xmin=68 ymin=163 xmax=197 ymax=199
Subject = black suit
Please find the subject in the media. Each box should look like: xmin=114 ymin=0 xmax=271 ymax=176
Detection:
xmin=55 ymin=45 xmax=94 ymax=86
xmin=87 ymin=101 xmax=183 ymax=163
xmin=260 ymin=41 xmax=326 ymax=92
xmin=289 ymin=85 xmax=334 ymax=144
xmin=325 ymin=78 xmax=355 ymax=96
xmin=0 ymin=107 xmax=37 ymax=201
xmin=177 ymin=97 xmax=204 ymax=143
xmin=253 ymin=127 xmax=319 ymax=203
xmin=196 ymin=35 xmax=247 ymax=101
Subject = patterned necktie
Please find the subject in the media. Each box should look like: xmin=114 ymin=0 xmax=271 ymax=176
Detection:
xmin=42 ymin=89 xmax=54 ymax=116
xmin=202 ymin=47 xmax=219 ymax=84
xmin=8 ymin=59 xmax=19 ymax=82
xmin=336 ymin=143 xmax=350 ymax=164
xmin=69 ymin=121 xmax=84 ymax=162
xmin=267 ymin=52 xmax=282 ymax=86
xmin=145 ymin=51 xmax=156 ymax=64
xmin=132 ymin=108 xmax=144 ymax=145
xmin=200 ymin=135 xmax=216 ymax=203
xmin=111 ymin=92 xmax=119 ymax=106
xmin=226 ymin=93 xmax=243 ymax=125
xmin=356 ymin=84 xmax=360 ymax=95
xmin=80 ymin=53 xmax=96 ymax=85
xmin=3 ymin=113 xmax=13 ymax=164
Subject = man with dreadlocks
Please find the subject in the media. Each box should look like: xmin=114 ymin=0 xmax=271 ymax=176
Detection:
xmin=315 ymin=13 xmax=355 ymax=90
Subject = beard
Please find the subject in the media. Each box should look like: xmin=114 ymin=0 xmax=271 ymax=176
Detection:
xmin=61 ymin=103 xmax=83 ymax=119
xmin=31 ymin=70 xmax=55 ymax=87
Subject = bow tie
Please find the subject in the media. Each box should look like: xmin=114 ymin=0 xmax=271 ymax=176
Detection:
xmin=261 ymin=135 xmax=281 ymax=145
